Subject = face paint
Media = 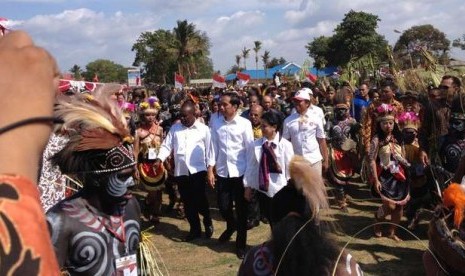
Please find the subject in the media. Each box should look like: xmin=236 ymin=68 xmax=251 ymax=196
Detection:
xmin=451 ymin=119 xmax=465 ymax=133
xmin=402 ymin=130 xmax=417 ymax=144
xmin=107 ymin=173 xmax=134 ymax=198
xmin=334 ymin=108 xmax=348 ymax=121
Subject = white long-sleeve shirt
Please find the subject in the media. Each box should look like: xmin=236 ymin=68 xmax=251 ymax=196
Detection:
xmin=208 ymin=114 xmax=254 ymax=178
xmin=157 ymin=120 xmax=210 ymax=176
xmin=282 ymin=105 xmax=325 ymax=164
xmin=243 ymin=134 xmax=294 ymax=198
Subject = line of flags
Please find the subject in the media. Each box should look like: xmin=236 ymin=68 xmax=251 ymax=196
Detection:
xmin=173 ymin=69 xmax=316 ymax=90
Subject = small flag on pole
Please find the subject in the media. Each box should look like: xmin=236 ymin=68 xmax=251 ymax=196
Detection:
xmin=212 ymin=73 xmax=226 ymax=89
xmin=236 ymin=71 xmax=250 ymax=88
xmin=175 ymin=73 xmax=184 ymax=89
xmin=304 ymin=72 xmax=318 ymax=84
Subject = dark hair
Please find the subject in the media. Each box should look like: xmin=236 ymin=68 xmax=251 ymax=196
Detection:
xmin=442 ymin=75 xmax=462 ymax=88
xmin=249 ymin=93 xmax=262 ymax=103
xmin=272 ymin=215 xmax=340 ymax=276
xmin=368 ymin=88 xmax=379 ymax=98
xmin=261 ymin=110 xmax=284 ymax=137
xmin=181 ymin=99 xmax=196 ymax=111
xmin=375 ymin=119 xmax=403 ymax=143
xmin=222 ymin=92 xmax=241 ymax=108
xmin=380 ymin=80 xmax=397 ymax=91
xmin=270 ymin=182 xmax=308 ymax=224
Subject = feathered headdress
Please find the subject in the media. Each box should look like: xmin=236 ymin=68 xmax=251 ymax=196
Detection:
xmin=289 ymin=156 xmax=329 ymax=221
xmin=397 ymin=111 xmax=420 ymax=130
xmin=443 ymin=183 xmax=465 ymax=229
xmin=52 ymin=84 xmax=136 ymax=175
xmin=375 ymin=103 xmax=395 ymax=122
xmin=140 ymin=96 xmax=160 ymax=114
xmin=270 ymin=156 xmax=329 ymax=224
xmin=334 ymin=88 xmax=350 ymax=109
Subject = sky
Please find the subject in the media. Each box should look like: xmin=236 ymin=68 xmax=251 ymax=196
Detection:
xmin=2 ymin=0 xmax=465 ymax=76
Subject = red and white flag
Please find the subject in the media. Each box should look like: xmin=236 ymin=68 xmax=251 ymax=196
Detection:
xmin=303 ymin=72 xmax=318 ymax=84
xmin=175 ymin=73 xmax=184 ymax=89
xmin=212 ymin=73 xmax=226 ymax=89
xmin=58 ymin=79 xmax=100 ymax=93
xmin=236 ymin=72 xmax=250 ymax=87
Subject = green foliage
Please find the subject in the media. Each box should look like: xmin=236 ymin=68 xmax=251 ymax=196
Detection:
xmin=267 ymin=57 xmax=287 ymax=68
xmin=69 ymin=64 xmax=82 ymax=80
xmin=241 ymin=47 xmax=251 ymax=69
xmin=82 ymin=59 xmax=127 ymax=83
xmin=394 ymin=24 xmax=450 ymax=68
xmin=227 ymin=65 xmax=242 ymax=75
xmin=452 ymin=34 xmax=465 ymax=50
xmin=131 ymin=20 xmax=213 ymax=84
xmin=306 ymin=10 xmax=388 ymax=67
xmin=235 ymin=55 xmax=241 ymax=68
xmin=253 ymin=40 xmax=262 ymax=70
xmin=306 ymin=36 xmax=330 ymax=70
xmin=132 ymin=30 xmax=177 ymax=84
xmin=261 ymin=50 xmax=271 ymax=78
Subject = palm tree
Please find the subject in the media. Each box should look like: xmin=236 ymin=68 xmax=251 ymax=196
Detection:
xmin=241 ymin=47 xmax=251 ymax=70
xmin=253 ymin=41 xmax=262 ymax=79
xmin=261 ymin=50 xmax=270 ymax=79
xmin=235 ymin=55 xmax=241 ymax=69
xmin=173 ymin=20 xmax=209 ymax=80
xmin=70 ymin=64 xmax=82 ymax=80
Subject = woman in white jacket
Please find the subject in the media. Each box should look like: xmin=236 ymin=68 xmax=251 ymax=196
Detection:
xmin=244 ymin=110 xmax=294 ymax=228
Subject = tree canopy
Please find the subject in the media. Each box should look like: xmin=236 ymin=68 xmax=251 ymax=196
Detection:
xmin=306 ymin=10 xmax=388 ymax=67
xmin=132 ymin=20 xmax=213 ymax=84
xmin=82 ymin=59 xmax=127 ymax=83
xmin=452 ymin=34 xmax=465 ymax=50
xmin=394 ymin=24 xmax=450 ymax=68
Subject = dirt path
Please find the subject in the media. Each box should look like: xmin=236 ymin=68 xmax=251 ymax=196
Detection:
xmin=143 ymin=182 xmax=430 ymax=275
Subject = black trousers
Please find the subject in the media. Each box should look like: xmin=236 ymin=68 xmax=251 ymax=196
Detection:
xmin=247 ymin=189 xmax=261 ymax=222
xmin=257 ymin=192 xmax=272 ymax=229
xmin=216 ymin=175 xmax=247 ymax=249
xmin=176 ymin=171 xmax=211 ymax=234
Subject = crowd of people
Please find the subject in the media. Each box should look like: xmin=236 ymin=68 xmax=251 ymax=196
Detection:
xmin=1 ymin=30 xmax=465 ymax=275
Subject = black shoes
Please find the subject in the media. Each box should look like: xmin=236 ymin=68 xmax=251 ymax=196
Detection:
xmin=246 ymin=220 xmax=259 ymax=230
xmin=236 ymin=248 xmax=246 ymax=259
xmin=184 ymin=231 xmax=201 ymax=242
xmin=218 ymin=228 xmax=235 ymax=243
xmin=205 ymin=224 xmax=214 ymax=239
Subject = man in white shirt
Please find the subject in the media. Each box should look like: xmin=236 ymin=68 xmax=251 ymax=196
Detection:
xmin=283 ymin=88 xmax=329 ymax=174
xmin=156 ymin=101 xmax=213 ymax=242
xmin=207 ymin=92 xmax=254 ymax=259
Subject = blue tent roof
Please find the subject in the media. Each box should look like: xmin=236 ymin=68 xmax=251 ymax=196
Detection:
xmin=225 ymin=62 xmax=338 ymax=81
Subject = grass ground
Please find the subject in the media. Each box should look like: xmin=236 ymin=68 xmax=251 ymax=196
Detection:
xmin=141 ymin=181 xmax=431 ymax=276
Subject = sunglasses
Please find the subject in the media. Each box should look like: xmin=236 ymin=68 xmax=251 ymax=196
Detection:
xmin=439 ymin=85 xmax=451 ymax=90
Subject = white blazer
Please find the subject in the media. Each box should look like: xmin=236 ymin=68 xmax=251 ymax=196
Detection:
xmin=243 ymin=133 xmax=294 ymax=198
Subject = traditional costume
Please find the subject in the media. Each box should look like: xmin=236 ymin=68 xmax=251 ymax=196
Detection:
xmin=327 ymin=93 xmax=361 ymax=211
xmin=424 ymin=183 xmax=465 ymax=275
xmin=46 ymin=88 xmax=141 ymax=275
xmin=38 ymin=133 xmax=69 ymax=211
xmin=440 ymin=112 xmax=465 ymax=174
xmin=239 ymin=156 xmax=363 ymax=275
xmin=369 ymin=104 xmax=410 ymax=205
xmin=135 ymin=99 xmax=167 ymax=223
xmin=398 ymin=112 xmax=428 ymax=230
